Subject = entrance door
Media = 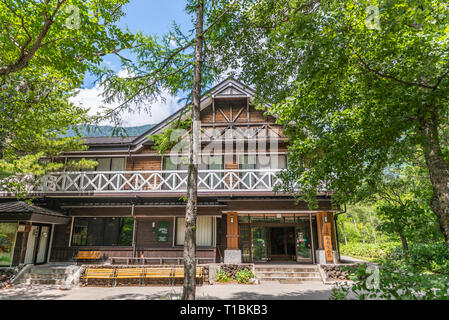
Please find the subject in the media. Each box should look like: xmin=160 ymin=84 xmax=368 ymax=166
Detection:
xmin=269 ymin=227 xmax=296 ymax=261
xmin=36 ymin=226 xmax=50 ymax=264
xmin=24 ymin=225 xmax=51 ymax=265
xmin=24 ymin=226 xmax=39 ymax=264
xmin=251 ymin=227 xmax=268 ymax=262
xmin=295 ymin=225 xmax=313 ymax=263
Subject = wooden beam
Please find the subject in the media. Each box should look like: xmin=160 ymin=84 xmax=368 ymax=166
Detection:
xmin=226 ymin=212 xmax=239 ymax=250
xmin=234 ymin=106 xmax=246 ymax=122
xmin=217 ymin=106 xmax=230 ymax=122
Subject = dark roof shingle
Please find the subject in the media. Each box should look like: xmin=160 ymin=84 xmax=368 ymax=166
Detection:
xmin=0 ymin=201 xmax=66 ymax=217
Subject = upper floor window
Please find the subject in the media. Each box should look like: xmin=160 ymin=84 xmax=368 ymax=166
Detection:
xmin=66 ymin=157 xmax=125 ymax=171
xmin=238 ymin=155 xmax=286 ymax=170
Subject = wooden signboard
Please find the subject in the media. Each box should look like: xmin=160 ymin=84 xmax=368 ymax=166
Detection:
xmin=323 ymin=235 xmax=334 ymax=263
xmin=322 ymin=221 xmax=334 ymax=263
xmin=156 ymin=221 xmax=169 ymax=243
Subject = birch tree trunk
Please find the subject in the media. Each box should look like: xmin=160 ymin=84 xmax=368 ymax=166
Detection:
xmin=368 ymin=207 xmax=377 ymax=244
xmin=182 ymin=0 xmax=204 ymax=301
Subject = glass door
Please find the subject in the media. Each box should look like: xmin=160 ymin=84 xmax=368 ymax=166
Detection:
xmin=24 ymin=225 xmax=51 ymax=265
xmin=295 ymin=225 xmax=313 ymax=263
xmin=36 ymin=226 xmax=50 ymax=264
xmin=251 ymin=227 xmax=268 ymax=262
xmin=24 ymin=226 xmax=39 ymax=264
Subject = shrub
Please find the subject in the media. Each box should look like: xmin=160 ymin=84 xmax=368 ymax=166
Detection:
xmin=216 ymin=269 xmax=232 ymax=282
xmin=340 ymin=242 xmax=399 ymax=261
xmin=235 ymin=269 xmax=254 ymax=284
xmin=390 ymin=243 xmax=449 ymax=275
xmin=330 ymin=261 xmax=449 ymax=300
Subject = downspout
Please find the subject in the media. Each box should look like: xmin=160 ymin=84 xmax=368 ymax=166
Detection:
xmin=333 ymin=204 xmax=347 ymax=263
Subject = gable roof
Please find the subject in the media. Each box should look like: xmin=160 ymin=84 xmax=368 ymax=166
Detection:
xmin=129 ymin=79 xmax=258 ymax=148
xmin=0 ymin=201 xmax=66 ymax=217
xmin=71 ymin=79 xmax=260 ymax=153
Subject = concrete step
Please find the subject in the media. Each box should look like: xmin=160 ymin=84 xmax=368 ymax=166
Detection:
xmin=16 ymin=265 xmax=75 ymax=286
xmin=253 ymin=265 xmax=322 ymax=283
xmin=259 ymin=276 xmax=322 ymax=282
xmin=24 ymin=273 xmax=67 ymax=280
xmin=255 ymin=272 xmax=319 ymax=278
xmin=254 ymin=267 xmax=318 ymax=273
xmin=22 ymin=279 xmax=66 ymax=285
xmin=29 ymin=267 xmax=68 ymax=275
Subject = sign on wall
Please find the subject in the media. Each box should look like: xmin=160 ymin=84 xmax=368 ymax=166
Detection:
xmin=322 ymin=219 xmax=334 ymax=263
xmin=156 ymin=221 xmax=169 ymax=243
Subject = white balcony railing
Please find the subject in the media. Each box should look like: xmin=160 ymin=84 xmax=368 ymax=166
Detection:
xmin=0 ymin=169 xmax=295 ymax=194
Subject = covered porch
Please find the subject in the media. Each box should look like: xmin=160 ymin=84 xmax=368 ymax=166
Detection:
xmin=223 ymin=209 xmax=339 ymax=265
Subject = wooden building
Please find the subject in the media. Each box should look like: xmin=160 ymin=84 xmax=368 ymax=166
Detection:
xmin=0 ymin=79 xmax=339 ymax=267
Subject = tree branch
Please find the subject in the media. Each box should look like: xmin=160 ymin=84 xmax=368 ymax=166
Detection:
xmin=0 ymin=0 xmax=66 ymax=76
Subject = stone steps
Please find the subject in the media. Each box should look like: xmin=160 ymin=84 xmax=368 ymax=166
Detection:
xmin=255 ymin=272 xmax=319 ymax=278
xmin=23 ymin=279 xmax=66 ymax=285
xmin=254 ymin=265 xmax=322 ymax=283
xmin=255 ymin=267 xmax=318 ymax=273
xmin=16 ymin=265 xmax=77 ymax=286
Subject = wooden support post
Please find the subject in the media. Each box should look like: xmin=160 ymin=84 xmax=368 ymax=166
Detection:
xmin=212 ymin=98 xmax=216 ymax=137
xmin=317 ymin=212 xmax=335 ymax=263
xmin=226 ymin=212 xmax=239 ymax=250
xmin=316 ymin=212 xmax=324 ymax=249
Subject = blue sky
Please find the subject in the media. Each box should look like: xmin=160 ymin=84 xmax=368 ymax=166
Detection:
xmin=72 ymin=0 xmax=193 ymax=126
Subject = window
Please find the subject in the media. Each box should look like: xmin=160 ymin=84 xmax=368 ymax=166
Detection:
xmin=199 ymin=155 xmax=223 ymax=189
xmin=66 ymin=157 xmax=125 ymax=171
xmin=238 ymin=155 xmax=287 ymax=189
xmin=0 ymin=223 xmax=18 ymax=266
xmin=162 ymin=157 xmax=188 ymax=190
xmin=71 ymin=217 xmax=133 ymax=247
xmin=176 ymin=216 xmax=213 ymax=246
xmin=65 ymin=158 xmax=125 ymax=190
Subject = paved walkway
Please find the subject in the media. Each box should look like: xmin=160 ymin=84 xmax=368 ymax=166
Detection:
xmin=0 ymin=282 xmax=335 ymax=300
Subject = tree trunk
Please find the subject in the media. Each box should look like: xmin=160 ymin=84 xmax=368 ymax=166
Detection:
xmin=182 ymin=0 xmax=204 ymax=301
xmin=352 ymin=216 xmax=364 ymax=243
xmin=398 ymin=229 xmax=409 ymax=253
xmin=368 ymin=207 xmax=377 ymax=244
xmin=419 ymin=104 xmax=449 ymax=254
xmin=340 ymin=220 xmax=348 ymax=245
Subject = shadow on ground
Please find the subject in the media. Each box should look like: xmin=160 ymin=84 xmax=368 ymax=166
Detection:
xmin=0 ymin=285 xmax=65 ymax=300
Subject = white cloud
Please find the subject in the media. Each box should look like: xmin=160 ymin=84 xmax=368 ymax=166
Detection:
xmin=69 ymin=80 xmax=182 ymax=127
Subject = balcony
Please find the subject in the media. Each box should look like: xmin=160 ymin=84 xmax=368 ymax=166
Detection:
xmin=0 ymin=169 xmax=295 ymax=195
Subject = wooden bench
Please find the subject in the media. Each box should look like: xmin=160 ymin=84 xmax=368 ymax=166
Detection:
xmin=172 ymin=267 xmax=204 ymax=285
xmin=74 ymin=251 xmax=102 ymax=262
xmin=172 ymin=267 xmax=203 ymax=278
xmin=81 ymin=267 xmax=205 ymax=286
xmin=143 ymin=267 xmax=173 ymax=279
xmin=81 ymin=268 xmax=115 ymax=286
xmin=115 ymin=268 xmax=145 ymax=286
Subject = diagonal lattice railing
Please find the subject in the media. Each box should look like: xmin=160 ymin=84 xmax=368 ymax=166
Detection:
xmin=0 ymin=169 xmax=299 ymax=194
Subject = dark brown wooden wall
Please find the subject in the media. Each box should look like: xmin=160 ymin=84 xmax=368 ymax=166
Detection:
xmin=135 ymin=217 xmax=174 ymax=248
xmin=50 ymin=223 xmax=72 ymax=262
xmin=126 ymin=156 xmax=162 ymax=171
